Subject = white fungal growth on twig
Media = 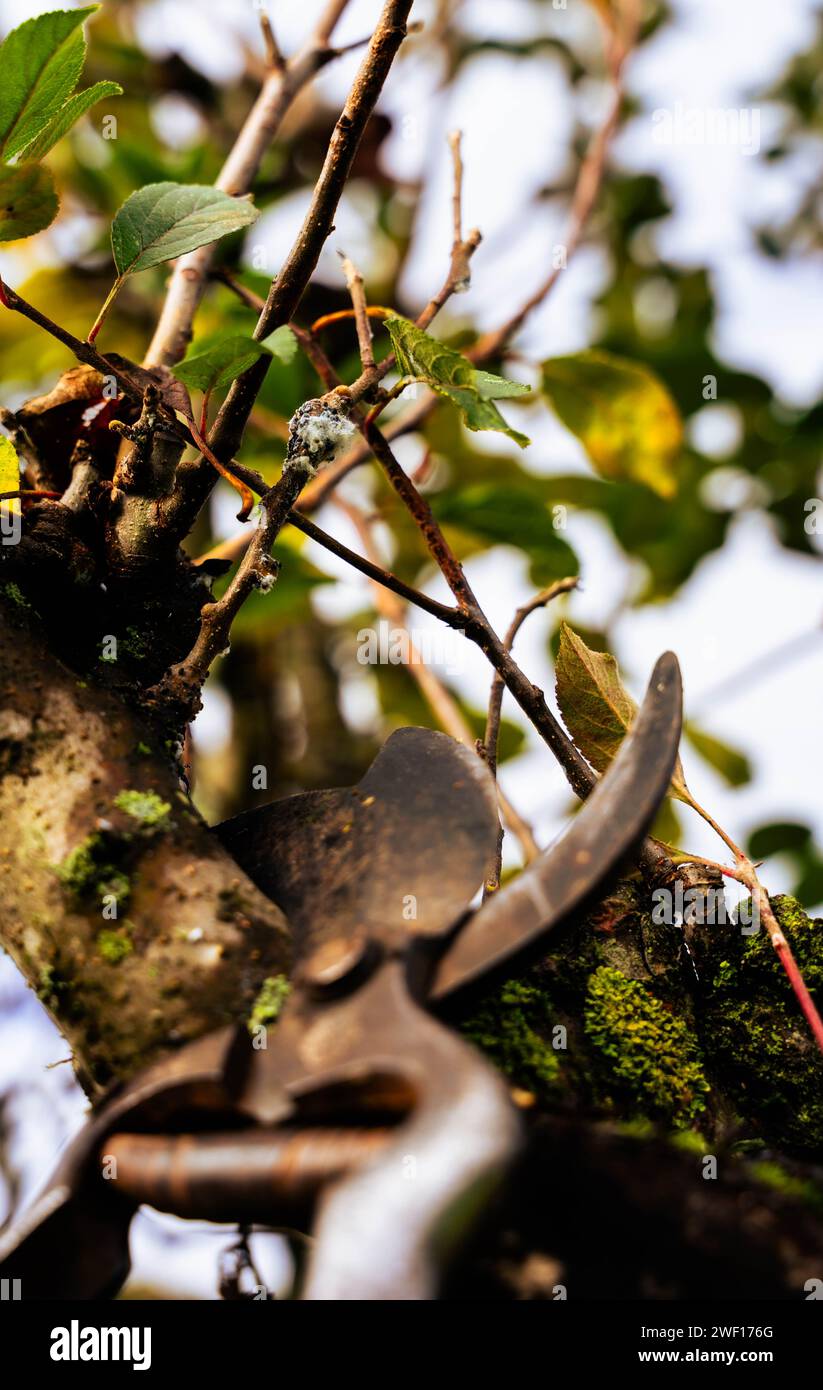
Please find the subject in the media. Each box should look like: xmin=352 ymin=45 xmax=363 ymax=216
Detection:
xmin=284 ymin=398 xmax=355 ymax=478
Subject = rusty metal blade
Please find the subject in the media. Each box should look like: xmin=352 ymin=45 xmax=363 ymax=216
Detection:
xmin=429 ymin=652 xmax=682 ymax=1005
xmin=214 ymin=727 xmax=500 ymax=956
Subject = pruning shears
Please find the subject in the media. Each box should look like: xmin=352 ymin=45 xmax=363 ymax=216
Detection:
xmin=0 ymin=653 xmax=682 ymax=1300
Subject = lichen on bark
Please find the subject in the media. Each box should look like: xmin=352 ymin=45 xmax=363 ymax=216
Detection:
xmin=0 ymin=600 xmax=292 ymax=1094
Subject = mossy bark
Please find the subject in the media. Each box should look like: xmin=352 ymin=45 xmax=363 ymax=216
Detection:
xmin=0 ymin=602 xmax=292 ymax=1093
xmin=463 ymin=877 xmax=823 ymax=1157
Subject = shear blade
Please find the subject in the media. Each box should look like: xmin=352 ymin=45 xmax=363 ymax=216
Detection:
xmin=214 ymin=727 xmax=500 ymax=950
xmin=429 ymin=652 xmax=683 ymax=1004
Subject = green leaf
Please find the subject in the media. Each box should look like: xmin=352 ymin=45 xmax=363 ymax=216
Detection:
xmin=0 ymin=434 xmax=20 ymax=512
xmin=111 ymin=183 xmax=259 ymax=278
xmin=384 ymin=314 xmax=531 ymax=447
xmin=433 ymin=484 xmax=579 ymax=585
xmin=260 ymin=324 xmax=298 ymax=364
xmin=555 ymin=623 xmax=689 ymax=797
xmin=684 ymin=723 xmax=752 ymax=788
xmin=0 ymin=163 xmax=58 ymax=242
xmin=173 ymin=336 xmax=268 ymax=392
xmin=747 ymin=822 xmax=812 ymax=860
xmin=173 ymin=325 xmax=299 ymax=393
xmin=23 ymin=79 xmax=122 ymax=160
xmin=541 ymin=349 xmax=683 ymax=498
xmin=0 ymin=7 xmax=98 ymax=161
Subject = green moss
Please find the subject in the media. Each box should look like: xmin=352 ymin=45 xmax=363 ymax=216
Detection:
xmin=57 ymin=834 xmax=132 ymax=907
xmin=136 ymin=741 xmax=152 ymax=757
xmin=97 ymin=925 xmax=133 ymax=964
xmin=703 ymin=895 xmax=823 ymax=1151
xmin=584 ymin=965 xmax=710 ymax=1127
xmin=248 ymin=974 xmax=290 ymax=1032
xmin=121 ymin=626 xmax=151 ymax=662
xmin=113 ymin=789 xmax=171 ymax=827
xmin=0 ymin=581 xmax=30 ymax=610
xmin=749 ymin=1160 xmax=823 ymax=1213
xmin=462 ymin=978 xmax=563 ymax=1094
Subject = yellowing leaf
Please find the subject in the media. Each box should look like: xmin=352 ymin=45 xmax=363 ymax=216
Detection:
xmin=384 ymin=314 xmax=531 ymax=447
xmin=555 ymin=623 xmax=690 ymax=798
xmin=541 ymin=350 xmax=683 ymax=498
xmin=0 ymin=435 xmax=20 ymax=515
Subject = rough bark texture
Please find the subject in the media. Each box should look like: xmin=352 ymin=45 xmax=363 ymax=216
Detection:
xmin=0 ymin=601 xmax=291 ymax=1094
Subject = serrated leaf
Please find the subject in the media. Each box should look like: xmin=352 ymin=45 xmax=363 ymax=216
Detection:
xmin=384 ymin=314 xmax=531 ymax=447
xmin=0 ymin=434 xmax=20 ymax=514
xmin=23 ymin=79 xmax=122 ymax=160
xmin=433 ymin=484 xmax=579 ymax=585
xmin=684 ymin=723 xmax=752 ymax=788
xmin=0 ymin=7 xmax=97 ymax=161
xmin=260 ymin=324 xmax=298 ymax=364
xmin=555 ymin=623 xmax=690 ymax=797
xmin=111 ymin=183 xmax=259 ymax=278
xmin=541 ymin=349 xmax=683 ymax=498
xmin=0 ymin=163 xmax=58 ymax=242
xmin=173 ymin=325 xmax=299 ymax=393
xmin=173 ymin=336 xmax=268 ymax=392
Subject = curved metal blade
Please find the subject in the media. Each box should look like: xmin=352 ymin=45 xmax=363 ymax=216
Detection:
xmin=214 ymin=727 xmax=500 ymax=955
xmin=429 ymin=652 xmax=682 ymax=1006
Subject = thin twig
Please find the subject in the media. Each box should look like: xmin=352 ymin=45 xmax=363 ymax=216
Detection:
xmin=339 ymin=252 xmax=375 ymax=370
xmin=472 ymin=0 xmax=640 ymax=359
xmin=178 ymin=0 xmax=415 ymax=530
xmin=151 ymin=468 xmax=307 ymax=716
xmin=485 ymin=580 xmax=580 ymax=781
xmin=191 ymin=462 xmax=465 ymax=631
xmin=259 ymin=11 xmax=286 ymax=71
xmin=143 ymin=0 xmax=355 ymax=370
xmin=336 ymin=495 xmax=540 ymax=865
xmin=483 ymin=579 xmax=579 ymax=894
xmin=364 ymin=418 xmax=596 ymax=798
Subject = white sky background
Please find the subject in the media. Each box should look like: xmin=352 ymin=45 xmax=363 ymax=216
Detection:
xmin=0 ymin=0 xmax=822 ymax=1296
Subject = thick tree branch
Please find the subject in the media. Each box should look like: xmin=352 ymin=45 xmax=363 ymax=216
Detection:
xmin=0 ymin=606 xmax=291 ymax=1092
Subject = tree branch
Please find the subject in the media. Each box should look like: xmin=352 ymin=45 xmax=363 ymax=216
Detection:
xmin=170 ymin=0 xmax=416 ymax=539
xmin=143 ymin=0 xmax=355 ymax=369
xmin=483 ymin=579 xmax=579 ymax=894
xmin=0 ymin=607 xmax=291 ymax=1091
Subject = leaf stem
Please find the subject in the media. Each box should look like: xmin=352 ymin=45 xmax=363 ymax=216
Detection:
xmin=87 ymin=275 xmax=124 ymax=343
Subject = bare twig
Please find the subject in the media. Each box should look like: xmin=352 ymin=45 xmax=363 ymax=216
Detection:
xmin=259 ymin=11 xmax=286 ymax=71
xmin=179 ymin=0 xmax=415 ymax=527
xmin=483 ymin=579 xmax=579 ymax=893
xmin=364 ymin=419 xmax=595 ymax=798
xmin=143 ymin=0 xmax=356 ymax=370
xmin=336 ymin=495 xmax=539 ymax=865
xmin=151 ymin=467 xmax=306 ymax=716
xmin=485 ymin=580 xmax=580 ymax=782
xmin=473 ymin=0 xmax=640 ymax=359
xmin=416 ymin=129 xmax=481 ymax=328
xmin=339 ymin=252 xmax=375 ymax=371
